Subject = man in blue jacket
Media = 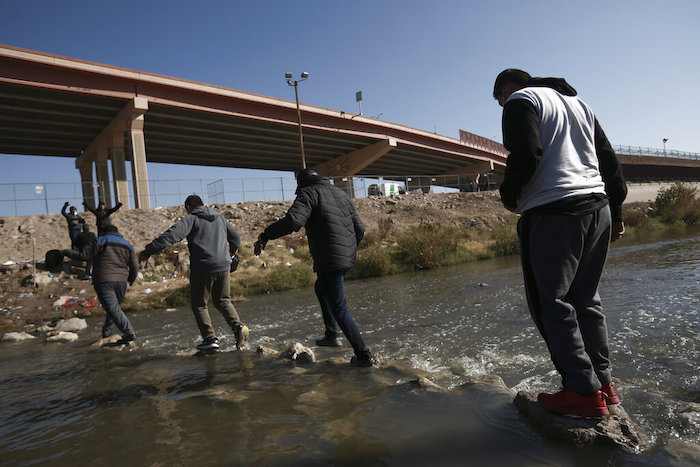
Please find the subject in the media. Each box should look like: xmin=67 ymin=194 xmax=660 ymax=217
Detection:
xmin=139 ymin=195 xmax=247 ymax=351
xmin=65 ymin=224 xmax=138 ymax=343
xmin=254 ymin=169 xmax=378 ymax=366
xmin=494 ymin=69 xmax=627 ymax=417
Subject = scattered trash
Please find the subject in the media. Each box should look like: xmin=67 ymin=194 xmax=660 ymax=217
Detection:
xmin=3 ymin=261 xmax=16 ymax=265
xmin=17 ymin=292 xmax=34 ymax=299
xmin=285 ymin=262 xmax=292 ymax=267
xmin=477 ymin=282 xmax=489 ymax=287
xmin=142 ymin=288 xmax=152 ymax=294
xmin=52 ymin=296 xmax=98 ymax=311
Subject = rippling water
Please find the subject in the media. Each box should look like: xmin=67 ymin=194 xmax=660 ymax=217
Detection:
xmin=1 ymin=230 xmax=698 ymax=465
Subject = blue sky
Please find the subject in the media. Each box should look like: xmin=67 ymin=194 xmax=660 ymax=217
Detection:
xmin=1 ymin=0 xmax=699 ymax=185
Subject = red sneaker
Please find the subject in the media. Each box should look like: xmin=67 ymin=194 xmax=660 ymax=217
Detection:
xmin=601 ymin=382 xmax=621 ymax=405
xmin=537 ymin=388 xmax=610 ymax=417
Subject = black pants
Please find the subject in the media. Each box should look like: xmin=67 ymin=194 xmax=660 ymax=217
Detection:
xmin=518 ymin=205 xmax=613 ymax=394
xmin=315 ymin=270 xmax=369 ymax=358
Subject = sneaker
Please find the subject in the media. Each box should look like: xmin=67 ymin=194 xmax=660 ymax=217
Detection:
xmin=197 ymin=337 xmax=220 ymax=351
xmin=315 ymin=336 xmax=342 ymax=347
xmin=537 ymin=388 xmax=609 ymax=418
xmin=234 ymin=325 xmax=249 ymax=350
xmin=601 ymin=382 xmax=621 ymax=405
xmin=350 ymin=351 xmax=380 ymax=367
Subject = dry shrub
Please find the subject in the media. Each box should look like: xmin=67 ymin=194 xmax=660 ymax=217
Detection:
xmin=653 ymin=183 xmax=700 ymax=225
xmin=377 ymin=217 xmax=394 ymax=240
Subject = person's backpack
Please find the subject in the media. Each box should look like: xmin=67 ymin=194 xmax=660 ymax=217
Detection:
xmin=44 ymin=249 xmax=64 ymax=273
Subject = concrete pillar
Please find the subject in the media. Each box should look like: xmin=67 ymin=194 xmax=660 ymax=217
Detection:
xmin=314 ymin=138 xmax=397 ymax=177
xmin=332 ymin=177 xmax=355 ymax=198
xmin=110 ymin=132 xmax=130 ymax=208
xmin=78 ymin=162 xmax=96 ymax=209
xmin=129 ymin=113 xmax=151 ymax=209
xmin=95 ymin=160 xmax=112 ymax=206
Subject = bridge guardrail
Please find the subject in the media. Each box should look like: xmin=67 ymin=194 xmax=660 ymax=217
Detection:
xmin=614 ymin=145 xmax=700 ymax=160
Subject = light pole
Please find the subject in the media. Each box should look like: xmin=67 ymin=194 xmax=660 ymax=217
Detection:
xmin=286 ymin=72 xmax=309 ymax=168
xmin=663 ymin=138 xmax=668 ymax=157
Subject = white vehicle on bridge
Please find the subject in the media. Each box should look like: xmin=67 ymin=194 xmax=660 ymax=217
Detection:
xmin=367 ymin=183 xmax=406 ymax=196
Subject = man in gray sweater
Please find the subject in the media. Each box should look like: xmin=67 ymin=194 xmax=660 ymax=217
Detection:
xmin=139 ymin=195 xmax=247 ymax=351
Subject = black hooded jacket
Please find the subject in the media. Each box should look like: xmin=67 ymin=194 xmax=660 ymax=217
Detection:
xmin=262 ymin=174 xmax=365 ymax=272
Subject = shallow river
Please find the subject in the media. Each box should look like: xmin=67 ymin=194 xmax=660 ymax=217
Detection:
xmin=1 ymin=230 xmax=698 ymax=465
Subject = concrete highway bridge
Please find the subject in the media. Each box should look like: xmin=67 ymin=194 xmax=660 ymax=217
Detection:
xmin=0 ymin=45 xmax=505 ymax=209
xmin=1 ymin=45 xmax=698 ymax=209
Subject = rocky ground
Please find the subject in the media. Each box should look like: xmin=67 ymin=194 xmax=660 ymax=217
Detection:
xmin=0 ymin=191 xmax=513 ymax=332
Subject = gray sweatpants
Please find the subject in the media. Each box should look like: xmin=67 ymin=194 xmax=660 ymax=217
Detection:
xmin=518 ymin=204 xmax=613 ymax=395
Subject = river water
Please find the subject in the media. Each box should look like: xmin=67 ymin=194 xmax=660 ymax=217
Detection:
xmin=1 ymin=230 xmax=698 ymax=465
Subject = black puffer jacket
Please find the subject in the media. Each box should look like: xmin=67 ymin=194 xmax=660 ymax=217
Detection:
xmin=262 ymin=174 xmax=365 ymax=272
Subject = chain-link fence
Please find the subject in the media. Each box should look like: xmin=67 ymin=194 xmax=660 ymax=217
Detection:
xmin=1 ymin=174 xmax=496 ymax=217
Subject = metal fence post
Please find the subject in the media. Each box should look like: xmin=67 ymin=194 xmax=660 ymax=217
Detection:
xmin=44 ymin=183 xmax=49 ymax=214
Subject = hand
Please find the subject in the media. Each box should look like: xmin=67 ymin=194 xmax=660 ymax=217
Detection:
xmin=610 ymin=221 xmax=625 ymax=243
xmin=63 ymin=201 xmax=69 ymax=207
xmin=116 ymin=202 xmax=123 ymax=208
xmin=253 ymin=237 xmax=267 ymax=256
xmin=82 ymin=200 xmax=87 ymax=207
xmin=138 ymin=251 xmax=150 ymax=263
xmin=129 ymin=281 xmax=134 ymax=287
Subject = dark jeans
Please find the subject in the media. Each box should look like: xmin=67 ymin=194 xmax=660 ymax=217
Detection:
xmin=315 ymin=270 xmax=369 ymax=357
xmin=518 ymin=205 xmax=612 ymax=395
xmin=94 ymin=282 xmax=135 ymax=339
xmin=69 ymin=229 xmax=81 ymax=250
xmin=190 ymin=271 xmax=242 ymax=340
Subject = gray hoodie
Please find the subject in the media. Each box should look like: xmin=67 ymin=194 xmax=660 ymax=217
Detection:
xmin=144 ymin=206 xmax=240 ymax=274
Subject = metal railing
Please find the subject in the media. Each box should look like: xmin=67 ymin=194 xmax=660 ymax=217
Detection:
xmin=0 ymin=174 xmax=492 ymax=217
xmin=614 ymin=145 xmax=700 ymax=160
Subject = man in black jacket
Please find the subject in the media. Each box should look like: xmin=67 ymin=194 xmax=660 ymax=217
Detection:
xmin=61 ymin=201 xmax=85 ymax=250
xmin=493 ymin=69 xmax=627 ymax=417
xmin=254 ymin=169 xmax=377 ymax=366
xmin=84 ymin=200 xmax=122 ymax=236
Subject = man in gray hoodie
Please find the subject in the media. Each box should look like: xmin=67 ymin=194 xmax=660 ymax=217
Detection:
xmin=139 ymin=195 xmax=247 ymax=351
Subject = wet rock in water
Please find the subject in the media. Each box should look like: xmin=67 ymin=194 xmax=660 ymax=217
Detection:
xmin=657 ymin=438 xmax=700 ymax=465
xmin=403 ymin=377 xmax=447 ymax=392
xmin=513 ymin=391 xmax=645 ymax=452
xmin=54 ymin=317 xmax=87 ymax=332
xmin=1 ymin=331 xmax=36 ymax=342
xmin=46 ymin=331 xmax=79 ymax=343
xmin=677 ymin=402 xmax=700 ymax=432
xmin=35 ymin=324 xmax=54 ymax=333
xmin=279 ymin=342 xmax=316 ymax=364
xmin=89 ymin=334 xmax=123 ymax=348
xmin=459 ymin=374 xmax=514 ymax=395
xmin=256 ymin=345 xmax=280 ymax=357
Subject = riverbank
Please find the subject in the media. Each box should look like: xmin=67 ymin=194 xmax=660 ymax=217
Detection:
xmin=1 ymin=184 xmax=698 ymax=332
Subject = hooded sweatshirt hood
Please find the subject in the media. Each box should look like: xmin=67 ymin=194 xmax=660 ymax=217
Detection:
xmin=190 ymin=205 xmax=218 ymax=222
xmin=526 ymin=77 xmax=577 ymax=96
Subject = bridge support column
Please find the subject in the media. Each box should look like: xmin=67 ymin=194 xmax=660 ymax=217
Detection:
xmin=130 ymin=113 xmax=151 ymax=209
xmin=78 ymin=162 xmax=96 ymax=209
xmin=110 ymin=132 xmax=130 ymax=208
xmin=314 ymin=138 xmax=397 ymax=177
xmin=95 ymin=158 xmax=112 ymax=206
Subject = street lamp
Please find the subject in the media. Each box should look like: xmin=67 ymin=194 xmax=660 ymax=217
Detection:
xmin=286 ymin=72 xmax=309 ymax=168
xmin=663 ymin=138 xmax=668 ymax=156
